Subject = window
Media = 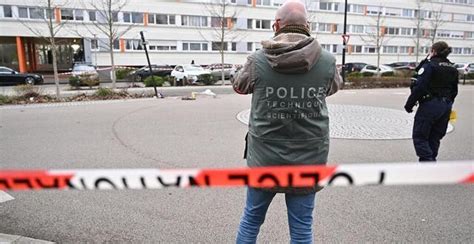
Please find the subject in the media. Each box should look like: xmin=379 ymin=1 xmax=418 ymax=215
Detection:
xmin=367 ymin=6 xmax=382 ymax=15
xmin=437 ymin=32 xmax=450 ymax=38
xmin=211 ymin=17 xmax=228 ymax=28
xmin=61 ymin=9 xmax=74 ymax=20
xmin=247 ymin=19 xmax=253 ymax=29
xmin=30 ymin=8 xmax=44 ymax=19
xmin=318 ymin=23 xmax=334 ymax=32
xmin=212 ymin=42 xmax=228 ymax=51
xmin=132 ymin=12 xmax=143 ymax=23
xmin=18 ymin=7 xmax=28 ymax=18
xmin=350 ymin=25 xmax=364 ymax=34
xmin=400 ymin=28 xmax=412 ymax=36
xmin=467 ymin=15 xmax=474 ymax=22
xmin=231 ymin=42 xmax=237 ymax=51
xmin=256 ymin=0 xmax=271 ymax=6
xmin=402 ymin=9 xmax=414 ymax=17
xmin=123 ymin=12 xmax=131 ymax=23
xmin=2 ymin=6 xmax=13 ymax=18
xmin=91 ymin=39 xmax=99 ymax=50
xmin=149 ymin=14 xmax=175 ymax=25
xmin=462 ymin=48 xmax=471 ymax=55
xmin=452 ymin=47 xmax=462 ymax=54
xmin=349 ymin=4 xmax=365 ymax=14
xmin=88 ymin=11 xmax=96 ymax=21
xmin=74 ymin=10 xmax=84 ymax=21
xmin=352 ymin=45 xmax=363 ymax=53
xmin=255 ymin=19 xmax=271 ymax=29
xmin=385 ymin=8 xmax=399 ymax=16
xmin=384 ymin=27 xmax=399 ymax=35
xmin=148 ymin=41 xmax=177 ymax=51
xmin=182 ymin=42 xmax=208 ymax=51
xmin=125 ymin=40 xmax=143 ymax=50
xmin=364 ymin=46 xmax=376 ymax=53
xmin=383 ymin=46 xmax=398 ymax=53
xmin=451 ymin=32 xmax=464 ymax=38
xmin=182 ymin=15 xmax=208 ymax=27
xmin=247 ymin=42 xmax=253 ymax=51
xmin=466 ymin=32 xmax=474 ymax=39
xmin=113 ymin=40 xmax=120 ymax=50
xmin=320 ymin=2 xmax=339 ymax=11
xmin=399 ymin=46 xmax=411 ymax=54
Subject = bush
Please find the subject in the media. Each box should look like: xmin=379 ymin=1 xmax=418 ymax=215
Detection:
xmin=347 ymin=72 xmax=363 ymax=78
xmin=381 ymin=71 xmax=395 ymax=77
xmin=199 ymin=73 xmax=216 ymax=85
xmin=465 ymin=73 xmax=474 ymax=79
xmin=95 ymin=87 xmax=114 ymax=97
xmin=395 ymin=69 xmax=416 ymax=78
xmin=14 ymin=84 xmax=41 ymax=97
xmin=69 ymin=76 xmax=81 ymax=89
xmin=79 ymin=74 xmax=100 ymax=88
xmin=0 ymin=94 xmax=11 ymax=105
xmin=116 ymin=68 xmax=135 ymax=80
xmin=361 ymin=72 xmax=374 ymax=77
xmin=144 ymin=75 xmax=165 ymax=87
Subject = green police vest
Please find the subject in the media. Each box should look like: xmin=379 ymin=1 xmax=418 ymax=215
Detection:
xmin=247 ymin=49 xmax=335 ymax=168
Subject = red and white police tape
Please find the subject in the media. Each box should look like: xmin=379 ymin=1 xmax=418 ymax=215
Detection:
xmin=1 ymin=161 xmax=472 ymax=191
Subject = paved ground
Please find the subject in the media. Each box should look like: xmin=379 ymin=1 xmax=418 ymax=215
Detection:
xmin=0 ymin=87 xmax=473 ymax=243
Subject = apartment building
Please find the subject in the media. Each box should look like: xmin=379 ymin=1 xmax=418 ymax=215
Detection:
xmin=0 ymin=0 xmax=472 ymax=72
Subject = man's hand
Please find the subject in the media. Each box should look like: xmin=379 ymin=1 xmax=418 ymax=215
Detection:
xmin=404 ymin=104 xmax=414 ymax=113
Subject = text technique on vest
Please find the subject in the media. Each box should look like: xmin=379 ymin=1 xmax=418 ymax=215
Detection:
xmin=265 ymin=86 xmax=326 ymax=119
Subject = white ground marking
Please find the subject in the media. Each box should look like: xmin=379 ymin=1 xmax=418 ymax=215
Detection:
xmin=237 ymin=104 xmax=454 ymax=140
xmin=0 ymin=190 xmax=14 ymax=203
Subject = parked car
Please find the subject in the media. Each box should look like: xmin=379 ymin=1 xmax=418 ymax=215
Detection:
xmin=360 ymin=64 xmax=395 ymax=75
xmin=343 ymin=62 xmax=368 ymax=73
xmin=0 ymin=66 xmax=44 ymax=86
xmin=205 ymin=63 xmax=237 ymax=80
xmin=171 ymin=64 xmax=211 ymax=84
xmin=454 ymin=63 xmax=474 ymax=75
xmin=70 ymin=63 xmax=99 ymax=86
xmin=385 ymin=62 xmax=417 ymax=70
xmin=130 ymin=65 xmax=174 ymax=82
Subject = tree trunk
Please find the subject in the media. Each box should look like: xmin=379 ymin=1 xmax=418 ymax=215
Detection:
xmin=51 ymin=40 xmax=60 ymax=98
xmin=221 ymin=50 xmax=225 ymax=86
xmin=109 ymin=39 xmax=116 ymax=89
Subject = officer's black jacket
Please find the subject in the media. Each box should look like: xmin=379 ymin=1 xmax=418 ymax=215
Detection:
xmin=405 ymin=55 xmax=458 ymax=109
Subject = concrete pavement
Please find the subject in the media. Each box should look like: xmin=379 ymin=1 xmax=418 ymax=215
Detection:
xmin=0 ymin=87 xmax=473 ymax=242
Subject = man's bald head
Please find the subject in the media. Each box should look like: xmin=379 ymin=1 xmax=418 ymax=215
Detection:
xmin=275 ymin=0 xmax=308 ymax=28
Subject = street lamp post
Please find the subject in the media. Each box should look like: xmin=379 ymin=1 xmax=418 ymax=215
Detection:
xmin=341 ymin=0 xmax=348 ymax=84
xmin=140 ymin=31 xmax=160 ymax=98
xmin=93 ymin=34 xmax=98 ymax=67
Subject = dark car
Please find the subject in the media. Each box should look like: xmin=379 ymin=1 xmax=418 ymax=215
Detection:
xmin=343 ymin=62 xmax=368 ymax=73
xmin=130 ymin=65 xmax=174 ymax=82
xmin=385 ymin=62 xmax=417 ymax=70
xmin=0 ymin=66 xmax=44 ymax=86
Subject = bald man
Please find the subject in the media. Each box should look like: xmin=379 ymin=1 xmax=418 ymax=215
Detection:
xmin=234 ymin=1 xmax=341 ymax=243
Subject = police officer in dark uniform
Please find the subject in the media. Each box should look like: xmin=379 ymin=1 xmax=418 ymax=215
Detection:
xmin=404 ymin=41 xmax=458 ymax=162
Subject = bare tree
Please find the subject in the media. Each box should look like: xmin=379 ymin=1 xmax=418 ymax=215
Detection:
xmin=17 ymin=0 xmax=68 ymax=98
xmin=427 ymin=4 xmax=446 ymax=44
xmin=413 ymin=0 xmax=425 ymax=64
xmin=204 ymin=0 xmax=240 ymax=85
xmin=83 ymin=0 xmax=132 ymax=89
xmin=360 ymin=6 xmax=390 ymax=77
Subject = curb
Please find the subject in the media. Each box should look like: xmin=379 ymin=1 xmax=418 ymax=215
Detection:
xmin=0 ymin=233 xmax=53 ymax=243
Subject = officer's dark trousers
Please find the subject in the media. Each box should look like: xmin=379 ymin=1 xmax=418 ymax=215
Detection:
xmin=412 ymin=98 xmax=452 ymax=162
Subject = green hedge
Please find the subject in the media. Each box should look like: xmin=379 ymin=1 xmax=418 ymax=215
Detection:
xmin=144 ymin=75 xmax=165 ymax=87
xmin=345 ymin=76 xmax=411 ymax=89
xmin=116 ymin=68 xmax=136 ymax=80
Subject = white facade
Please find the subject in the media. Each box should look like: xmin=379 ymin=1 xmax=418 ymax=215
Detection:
xmin=0 ymin=0 xmax=473 ymax=70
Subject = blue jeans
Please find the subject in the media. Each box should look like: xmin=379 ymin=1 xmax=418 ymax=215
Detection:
xmin=236 ymin=187 xmax=316 ymax=244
